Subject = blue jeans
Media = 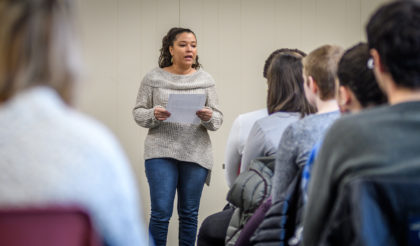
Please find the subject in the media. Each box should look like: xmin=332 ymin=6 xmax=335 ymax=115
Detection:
xmin=145 ymin=158 xmax=208 ymax=246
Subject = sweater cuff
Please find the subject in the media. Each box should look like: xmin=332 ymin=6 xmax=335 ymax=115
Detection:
xmin=201 ymin=116 xmax=213 ymax=124
xmin=151 ymin=105 xmax=163 ymax=125
xmin=201 ymin=106 xmax=214 ymax=124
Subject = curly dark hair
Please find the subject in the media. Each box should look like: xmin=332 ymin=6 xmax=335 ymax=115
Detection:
xmin=337 ymin=43 xmax=387 ymax=107
xmin=158 ymin=27 xmax=201 ymax=69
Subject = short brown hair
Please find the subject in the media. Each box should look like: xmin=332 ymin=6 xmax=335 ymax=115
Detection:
xmin=303 ymin=45 xmax=344 ymax=100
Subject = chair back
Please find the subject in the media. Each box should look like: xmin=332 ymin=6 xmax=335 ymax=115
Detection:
xmin=0 ymin=205 xmax=102 ymax=246
xmin=320 ymin=175 xmax=420 ymax=246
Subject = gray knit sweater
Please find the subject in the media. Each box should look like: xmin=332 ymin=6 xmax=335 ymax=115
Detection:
xmin=271 ymin=111 xmax=340 ymax=202
xmin=133 ymin=67 xmax=223 ymax=170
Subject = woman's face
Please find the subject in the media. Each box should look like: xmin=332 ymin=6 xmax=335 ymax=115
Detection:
xmin=169 ymin=32 xmax=197 ymax=68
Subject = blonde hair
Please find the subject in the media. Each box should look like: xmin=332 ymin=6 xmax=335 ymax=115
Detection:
xmin=0 ymin=0 xmax=81 ymax=104
xmin=303 ymin=45 xmax=344 ymax=100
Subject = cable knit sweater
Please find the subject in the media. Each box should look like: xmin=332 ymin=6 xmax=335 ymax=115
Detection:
xmin=133 ymin=67 xmax=223 ymax=171
xmin=0 ymin=87 xmax=147 ymax=246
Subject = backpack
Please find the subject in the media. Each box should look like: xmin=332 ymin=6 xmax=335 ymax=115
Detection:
xmin=250 ymin=167 xmax=304 ymax=246
xmin=225 ymin=156 xmax=275 ymax=246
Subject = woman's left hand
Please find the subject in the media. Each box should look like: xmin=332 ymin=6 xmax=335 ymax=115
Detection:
xmin=196 ymin=107 xmax=213 ymax=122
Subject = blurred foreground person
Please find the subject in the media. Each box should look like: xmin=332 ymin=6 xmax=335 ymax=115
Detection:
xmin=0 ymin=0 xmax=147 ymax=245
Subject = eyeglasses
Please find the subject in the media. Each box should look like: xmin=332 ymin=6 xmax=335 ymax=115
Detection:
xmin=367 ymin=57 xmax=374 ymax=69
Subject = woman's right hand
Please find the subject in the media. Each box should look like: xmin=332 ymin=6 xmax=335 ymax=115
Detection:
xmin=154 ymin=107 xmax=171 ymax=121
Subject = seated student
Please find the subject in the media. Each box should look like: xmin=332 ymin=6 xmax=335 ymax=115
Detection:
xmin=240 ymin=50 xmax=315 ymax=173
xmin=302 ymin=1 xmax=420 ymax=245
xmin=225 ymin=49 xmax=299 ymax=188
xmin=0 ymin=1 xmax=147 ymax=245
xmin=285 ymin=42 xmax=388 ymax=245
xmin=301 ymin=42 xmax=388 ymax=203
xmin=271 ymin=44 xmax=344 ymax=203
xmin=233 ymin=50 xmax=315 ymax=246
xmin=248 ymin=45 xmax=343 ymax=246
xmin=199 ymin=48 xmax=305 ymax=246
xmin=226 ymin=50 xmax=315 ymax=246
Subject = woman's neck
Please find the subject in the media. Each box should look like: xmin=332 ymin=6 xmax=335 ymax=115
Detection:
xmin=164 ymin=64 xmax=195 ymax=75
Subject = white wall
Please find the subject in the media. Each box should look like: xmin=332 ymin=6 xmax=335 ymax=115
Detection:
xmin=73 ymin=0 xmax=389 ymax=245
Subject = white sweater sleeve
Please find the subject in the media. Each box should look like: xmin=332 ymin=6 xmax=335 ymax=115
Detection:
xmin=224 ymin=117 xmax=242 ymax=188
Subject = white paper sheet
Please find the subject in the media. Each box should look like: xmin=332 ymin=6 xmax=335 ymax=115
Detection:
xmin=165 ymin=94 xmax=206 ymax=124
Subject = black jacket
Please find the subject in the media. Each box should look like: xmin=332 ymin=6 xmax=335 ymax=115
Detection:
xmin=250 ymin=167 xmax=304 ymax=246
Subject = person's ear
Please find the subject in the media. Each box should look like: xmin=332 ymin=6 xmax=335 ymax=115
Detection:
xmin=370 ymin=48 xmax=392 ymax=95
xmin=169 ymin=46 xmax=174 ymax=56
xmin=308 ymin=76 xmax=319 ymax=94
xmin=338 ymin=85 xmax=351 ymax=113
xmin=370 ymin=48 xmax=385 ymax=73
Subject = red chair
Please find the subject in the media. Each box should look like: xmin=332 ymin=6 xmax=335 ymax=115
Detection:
xmin=0 ymin=205 xmax=102 ymax=246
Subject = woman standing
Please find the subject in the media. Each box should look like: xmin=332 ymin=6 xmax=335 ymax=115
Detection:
xmin=0 ymin=0 xmax=147 ymax=245
xmin=133 ymin=27 xmax=223 ymax=246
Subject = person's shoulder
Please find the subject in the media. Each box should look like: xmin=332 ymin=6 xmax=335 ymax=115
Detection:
xmin=237 ymin=109 xmax=268 ymax=121
xmin=64 ymin=110 xmax=125 ymax=157
xmin=333 ymin=105 xmax=389 ymax=130
xmin=195 ymin=68 xmax=211 ymax=77
xmin=235 ymin=109 xmax=268 ymax=127
xmin=254 ymin=115 xmax=272 ymax=127
xmin=195 ymin=68 xmax=215 ymax=85
xmin=140 ymin=67 xmax=162 ymax=88
xmin=278 ymin=111 xmax=338 ymax=139
xmin=324 ymin=106 xmax=391 ymax=143
xmin=283 ymin=112 xmax=314 ymax=130
xmin=257 ymin=111 xmax=298 ymax=128
xmin=354 ymin=103 xmax=390 ymax=117
xmin=23 ymin=87 xmax=126 ymax=162
xmin=305 ymin=110 xmax=340 ymax=123
xmin=295 ymin=111 xmax=340 ymax=130
xmin=142 ymin=67 xmax=162 ymax=80
xmin=144 ymin=67 xmax=162 ymax=77
xmin=278 ymin=118 xmax=301 ymax=140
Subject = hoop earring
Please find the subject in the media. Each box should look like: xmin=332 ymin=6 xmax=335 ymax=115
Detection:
xmin=171 ymin=56 xmax=173 ymax=63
